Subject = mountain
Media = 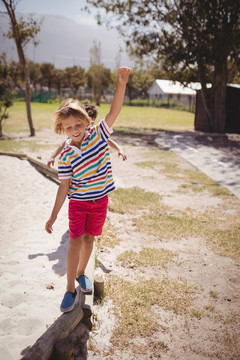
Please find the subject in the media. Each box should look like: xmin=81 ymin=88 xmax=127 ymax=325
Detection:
xmin=0 ymin=13 xmax=133 ymax=69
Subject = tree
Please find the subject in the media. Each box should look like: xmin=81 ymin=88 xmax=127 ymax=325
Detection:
xmin=53 ymin=68 xmax=66 ymax=96
xmin=40 ymin=63 xmax=55 ymax=92
xmin=1 ymin=0 xmax=42 ymax=136
xmin=85 ymin=0 xmax=240 ymax=133
xmin=28 ymin=61 xmax=41 ymax=92
xmin=87 ymin=40 xmax=111 ymax=105
xmin=0 ymin=53 xmax=13 ymax=137
xmin=9 ymin=60 xmax=24 ymax=91
xmin=64 ymin=66 xmax=86 ymax=96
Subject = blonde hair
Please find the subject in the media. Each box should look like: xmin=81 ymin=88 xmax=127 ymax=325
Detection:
xmin=53 ymin=98 xmax=91 ymax=134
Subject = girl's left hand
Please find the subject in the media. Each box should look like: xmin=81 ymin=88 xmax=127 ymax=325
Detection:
xmin=118 ymin=67 xmax=133 ymax=84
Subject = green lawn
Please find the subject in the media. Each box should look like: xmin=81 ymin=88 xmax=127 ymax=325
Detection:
xmin=3 ymin=101 xmax=194 ymax=134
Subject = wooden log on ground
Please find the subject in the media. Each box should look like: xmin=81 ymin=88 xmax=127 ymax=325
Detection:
xmin=0 ymin=151 xmax=27 ymax=159
xmin=53 ymin=322 xmax=87 ymax=359
xmin=54 ymin=338 xmax=74 ymax=360
xmin=21 ymin=300 xmax=84 ymax=360
xmin=0 ymin=152 xmax=59 ymax=182
xmin=26 ymin=156 xmax=59 ymax=182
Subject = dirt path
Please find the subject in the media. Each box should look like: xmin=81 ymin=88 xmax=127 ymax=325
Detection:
xmin=1 ymin=129 xmax=240 ymax=359
xmin=83 ymin=139 xmax=240 ymax=360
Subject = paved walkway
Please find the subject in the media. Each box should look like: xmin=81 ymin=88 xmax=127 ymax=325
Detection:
xmin=155 ymin=133 xmax=240 ymax=200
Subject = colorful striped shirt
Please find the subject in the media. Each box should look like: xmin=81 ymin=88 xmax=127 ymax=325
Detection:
xmin=58 ymin=118 xmax=115 ymax=201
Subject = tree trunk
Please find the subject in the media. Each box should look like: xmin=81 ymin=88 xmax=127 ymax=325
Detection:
xmin=0 ymin=118 xmax=3 ymax=137
xmin=198 ymin=61 xmax=214 ymax=132
xmin=212 ymin=59 xmax=227 ymax=133
xmin=199 ymin=58 xmax=227 ymax=133
xmin=3 ymin=0 xmax=35 ymax=136
xmin=24 ymin=62 xmax=35 ymax=136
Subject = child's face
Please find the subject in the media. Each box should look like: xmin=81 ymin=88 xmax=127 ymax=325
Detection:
xmin=61 ymin=115 xmax=87 ymax=144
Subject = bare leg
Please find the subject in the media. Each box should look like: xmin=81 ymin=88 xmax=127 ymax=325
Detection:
xmin=66 ymin=236 xmax=82 ymax=292
xmin=77 ymin=233 xmax=95 ymax=277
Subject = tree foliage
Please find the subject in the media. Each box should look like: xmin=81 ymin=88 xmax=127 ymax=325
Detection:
xmin=0 ymin=0 xmax=42 ymax=136
xmin=64 ymin=66 xmax=86 ymax=95
xmin=85 ymin=0 xmax=240 ymax=132
xmin=87 ymin=41 xmax=111 ymax=105
xmin=0 ymin=53 xmax=13 ymax=137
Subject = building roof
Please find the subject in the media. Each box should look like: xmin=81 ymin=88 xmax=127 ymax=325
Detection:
xmin=154 ymin=79 xmax=200 ymax=95
xmin=149 ymin=79 xmax=240 ymax=96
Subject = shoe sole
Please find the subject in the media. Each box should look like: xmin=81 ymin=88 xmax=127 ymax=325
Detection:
xmin=80 ymin=286 xmax=93 ymax=293
xmin=60 ymin=287 xmax=80 ymax=313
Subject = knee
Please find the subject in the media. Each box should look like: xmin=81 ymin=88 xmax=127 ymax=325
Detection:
xmin=84 ymin=233 xmax=94 ymax=244
xmin=69 ymin=237 xmax=81 ymax=250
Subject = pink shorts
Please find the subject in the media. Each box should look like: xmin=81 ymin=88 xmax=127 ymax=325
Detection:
xmin=68 ymin=195 xmax=108 ymax=239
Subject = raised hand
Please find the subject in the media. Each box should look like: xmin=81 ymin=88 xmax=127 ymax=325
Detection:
xmin=118 ymin=66 xmax=133 ymax=84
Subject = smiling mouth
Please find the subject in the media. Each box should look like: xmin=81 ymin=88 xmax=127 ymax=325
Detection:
xmin=73 ymin=133 xmax=80 ymax=137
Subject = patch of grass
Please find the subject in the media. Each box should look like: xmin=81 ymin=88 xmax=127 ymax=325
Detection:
xmin=0 ymin=138 xmax=53 ymax=153
xmin=0 ymin=139 xmax=24 ymax=153
xmin=109 ymin=187 xmax=240 ymax=260
xmin=135 ymin=160 xmax=159 ymax=168
xmin=111 ymin=105 xmax=194 ymax=131
xmin=178 ymin=183 xmax=205 ymax=193
xmin=135 ymin=209 xmax=206 ymax=240
xmin=140 ymin=149 xmax=232 ymax=198
xmin=209 ymin=226 xmax=240 ymax=258
xmin=205 ymin=305 xmax=215 ymax=312
xmin=5 ymin=102 xmax=58 ymax=133
xmin=190 ymin=308 xmax=202 ymax=318
xmin=162 ymin=162 xmax=180 ymax=175
xmin=4 ymin=101 xmax=194 ymax=135
xmin=108 ymin=187 xmax=162 ymax=214
xmin=117 ymin=247 xmax=176 ymax=268
xmin=106 ymin=276 xmax=195 ymax=348
xmin=145 ymin=149 xmax=180 ymax=160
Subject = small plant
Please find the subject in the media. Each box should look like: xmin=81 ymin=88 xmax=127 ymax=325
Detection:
xmin=209 ymin=290 xmax=218 ymax=299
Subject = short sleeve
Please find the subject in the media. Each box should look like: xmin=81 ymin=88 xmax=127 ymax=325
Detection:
xmin=98 ymin=118 xmax=113 ymax=142
xmin=58 ymin=149 xmax=73 ymax=180
xmin=58 ymin=162 xmax=72 ymax=180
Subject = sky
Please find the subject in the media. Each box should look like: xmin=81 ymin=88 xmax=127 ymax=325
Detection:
xmin=16 ymin=0 xmax=99 ymax=26
xmin=0 ymin=0 xmax=133 ymax=69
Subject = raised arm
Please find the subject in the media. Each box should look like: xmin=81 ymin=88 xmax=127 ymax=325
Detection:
xmin=105 ymin=67 xmax=133 ymax=128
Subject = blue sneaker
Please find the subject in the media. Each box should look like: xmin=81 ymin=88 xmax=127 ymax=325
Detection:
xmin=76 ymin=275 xmax=93 ymax=293
xmin=60 ymin=288 xmax=79 ymax=313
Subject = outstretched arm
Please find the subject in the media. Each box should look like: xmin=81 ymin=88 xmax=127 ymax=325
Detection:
xmin=45 ymin=178 xmax=71 ymax=234
xmin=108 ymin=138 xmax=127 ymax=161
xmin=47 ymin=141 xmax=65 ymax=168
xmin=105 ymin=66 xmax=133 ymax=129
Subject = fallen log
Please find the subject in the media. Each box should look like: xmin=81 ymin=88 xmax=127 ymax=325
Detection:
xmin=21 ymin=299 xmax=84 ymax=360
xmin=26 ymin=156 xmax=59 ymax=182
xmin=0 ymin=151 xmax=27 ymax=159
xmin=0 ymin=152 xmax=59 ymax=182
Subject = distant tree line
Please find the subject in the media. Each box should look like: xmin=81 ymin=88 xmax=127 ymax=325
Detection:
xmin=1 ymin=54 xmax=166 ymax=104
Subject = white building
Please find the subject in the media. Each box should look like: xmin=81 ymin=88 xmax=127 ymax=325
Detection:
xmin=148 ymin=79 xmax=201 ymax=106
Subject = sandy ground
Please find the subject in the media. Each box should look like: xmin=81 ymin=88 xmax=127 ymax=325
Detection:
xmin=0 ymin=131 xmax=240 ymax=359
